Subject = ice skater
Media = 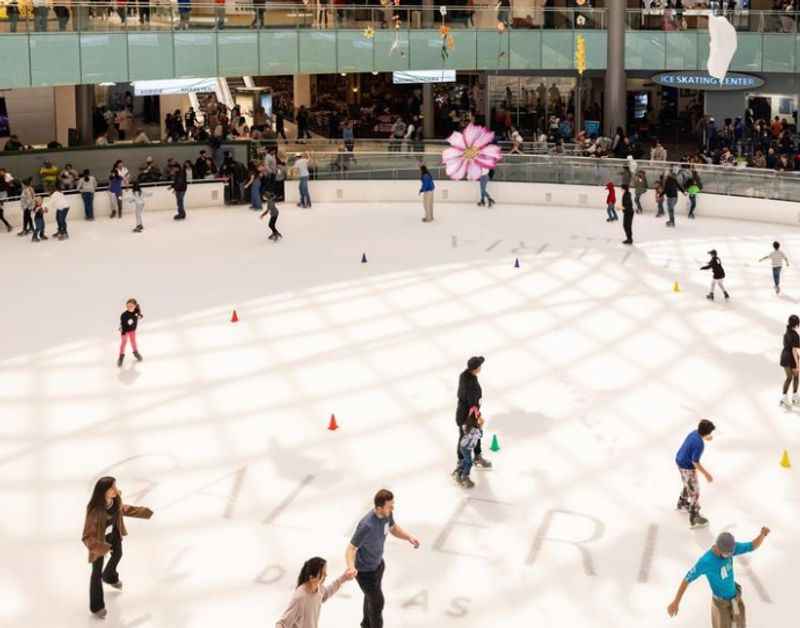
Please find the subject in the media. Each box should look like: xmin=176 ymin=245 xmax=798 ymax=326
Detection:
xmin=128 ymin=182 xmax=145 ymax=233
xmin=259 ymin=192 xmax=282 ymax=241
xmin=31 ymin=196 xmax=47 ymax=242
xmin=759 ymin=241 xmax=789 ymax=294
xmin=0 ymin=198 xmax=10 ymax=232
xmin=779 ymin=314 xmax=800 ymax=408
xmin=687 ymin=177 xmax=700 ymax=219
xmin=477 ymin=169 xmax=495 ymax=207
xmin=633 ymin=169 xmax=647 ymax=214
xmin=453 ymin=356 xmax=492 ymax=475
xmin=18 ymin=177 xmax=35 ymax=236
xmin=675 ymin=419 xmax=715 ymax=529
xmin=275 ymin=557 xmax=354 ymax=628
xmin=118 ymin=298 xmax=143 ymax=367
xmin=419 ymin=165 xmax=435 ymax=222
xmin=49 ymin=183 xmax=70 ymax=240
xmin=345 ymin=489 xmax=420 ymax=628
xmin=456 ymin=408 xmax=484 ymax=488
xmin=621 ymin=183 xmax=634 ymax=245
xmin=654 ymin=180 xmax=665 ymax=217
xmin=701 ymin=250 xmax=729 ymax=300
xmin=667 ymin=527 xmax=770 ymax=627
xmin=82 ymin=476 xmax=153 ymax=619
xmin=605 ymin=181 xmax=618 ymax=222
xmin=109 ymin=166 xmax=124 ymax=219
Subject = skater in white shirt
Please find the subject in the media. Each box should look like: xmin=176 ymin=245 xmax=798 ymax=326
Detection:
xmin=759 ymin=241 xmax=790 ymax=294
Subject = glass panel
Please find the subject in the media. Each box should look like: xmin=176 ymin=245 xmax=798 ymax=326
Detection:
xmin=337 ymin=29 xmax=374 ymax=74
xmin=29 ymin=33 xmax=81 ymax=86
xmin=665 ymin=31 xmax=699 ymax=70
xmin=476 ymin=31 xmax=509 ymax=71
xmin=508 ymin=30 xmax=541 ymax=70
xmin=80 ymin=32 xmax=128 ymax=84
xmin=259 ymin=30 xmax=299 ymax=74
xmin=0 ymin=35 xmax=31 ymax=87
xmin=541 ymin=31 xmax=573 ymax=70
xmin=730 ymin=33 xmax=762 ymax=71
xmin=579 ymin=30 xmax=606 ymax=70
xmin=298 ymin=31 xmax=337 ymax=73
xmin=373 ymin=29 xmax=410 ymax=72
xmin=174 ymin=32 xmax=218 ymax=78
xmin=762 ymin=34 xmax=795 ymax=72
xmin=128 ymin=32 xmax=175 ymax=80
xmin=217 ymin=31 xmax=259 ymax=76
xmin=625 ymin=31 xmax=665 ymax=70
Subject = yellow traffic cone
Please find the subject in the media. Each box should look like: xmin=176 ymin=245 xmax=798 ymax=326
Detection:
xmin=780 ymin=449 xmax=791 ymax=469
xmin=673 ymin=281 xmax=681 ymax=293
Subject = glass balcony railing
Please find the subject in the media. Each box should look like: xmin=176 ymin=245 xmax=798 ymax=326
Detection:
xmin=626 ymin=8 xmax=800 ymax=34
xmin=0 ymin=3 xmax=606 ymax=34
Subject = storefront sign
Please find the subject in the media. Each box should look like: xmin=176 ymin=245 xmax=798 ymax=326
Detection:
xmin=650 ymin=71 xmax=764 ymax=91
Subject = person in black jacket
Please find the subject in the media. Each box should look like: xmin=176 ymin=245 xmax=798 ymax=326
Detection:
xmin=118 ymin=298 xmax=143 ymax=367
xmin=663 ymin=170 xmax=684 ymax=228
xmin=170 ymin=166 xmax=188 ymax=220
xmin=452 ymin=356 xmax=492 ymax=476
xmin=701 ymin=250 xmax=729 ymax=301
xmin=621 ymin=184 xmax=634 ymax=245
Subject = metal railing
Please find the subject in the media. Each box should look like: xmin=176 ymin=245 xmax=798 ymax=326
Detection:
xmin=626 ymin=8 xmax=800 ymax=34
xmin=294 ymin=151 xmax=800 ymax=203
xmin=0 ymin=3 xmax=606 ymax=33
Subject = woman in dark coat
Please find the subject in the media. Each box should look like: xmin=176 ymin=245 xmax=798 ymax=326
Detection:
xmin=453 ymin=356 xmax=492 ymax=475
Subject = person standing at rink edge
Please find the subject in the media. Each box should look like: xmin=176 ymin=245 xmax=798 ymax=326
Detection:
xmin=667 ymin=527 xmax=770 ymax=628
xmin=345 ymin=489 xmax=420 ymax=628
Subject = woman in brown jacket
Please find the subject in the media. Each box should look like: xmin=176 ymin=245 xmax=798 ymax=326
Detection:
xmin=82 ymin=476 xmax=153 ymax=618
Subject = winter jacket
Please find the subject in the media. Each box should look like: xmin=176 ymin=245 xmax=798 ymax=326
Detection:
xmin=701 ymin=257 xmax=725 ymax=279
xmin=81 ymin=498 xmax=153 ymax=563
xmin=663 ymin=174 xmax=682 ymax=198
xmin=605 ymin=182 xmax=616 ymax=204
xmin=455 ymin=370 xmax=482 ymax=426
xmin=634 ymin=172 xmax=648 ymax=195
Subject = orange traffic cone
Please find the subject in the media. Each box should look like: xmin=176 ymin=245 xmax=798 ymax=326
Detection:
xmin=231 ymin=310 xmax=239 ymax=323
xmin=328 ymin=414 xmax=339 ymax=431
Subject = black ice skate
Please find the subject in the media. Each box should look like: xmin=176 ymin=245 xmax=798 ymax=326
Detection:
xmin=724 ymin=292 xmax=730 ymax=300
xmin=133 ymin=351 xmax=142 ymax=362
xmin=459 ymin=476 xmax=475 ymax=489
xmin=474 ymin=455 xmax=492 ymax=469
xmin=117 ymin=355 xmax=124 ymax=367
xmin=706 ymin=293 xmax=714 ymax=300
xmin=689 ymin=512 xmax=709 ymax=529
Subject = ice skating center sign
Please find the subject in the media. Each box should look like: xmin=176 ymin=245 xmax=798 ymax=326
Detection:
xmin=651 ymin=71 xmax=764 ymax=91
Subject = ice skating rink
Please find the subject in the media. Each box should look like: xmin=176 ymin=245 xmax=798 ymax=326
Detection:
xmin=1 ymin=201 xmax=798 ymax=628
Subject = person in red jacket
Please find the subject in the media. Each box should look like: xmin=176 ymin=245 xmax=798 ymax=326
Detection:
xmin=605 ymin=181 xmax=618 ymax=222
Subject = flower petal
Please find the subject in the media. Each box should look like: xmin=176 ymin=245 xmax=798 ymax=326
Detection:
xmin=441 ymin=147 xmax=465 ymax=163
xmin=465 ymin=160 xmax=484 ymax=180
xmin=473 ymin=155 xmax=498 ymax=169
xmin=473 ymin=129 xmax=496 ymax=150
xmin=463 ymin=124 xmax=482 ymax=147
xmin=445 ymin=158 xmax=468 ymax=180
xmin=480 ymin=144 xmax=503 ymax=160
xmin=446 ymin=130 xmax=466 ymax=150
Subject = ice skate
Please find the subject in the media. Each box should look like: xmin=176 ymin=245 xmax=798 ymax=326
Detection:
xmin=133 ymin=351 xmax=142 ymax=362
xmin=117 ymin=355 xmax=124 ymax=368
xmin=793 ymin=394 xmax=800 ymax=406
xmin=92 ymin=608 xmax=107 ymax=619
xmin=459 ymin=476 xmax=475 ymax=489
xmin=474 ymin=455 xmax=492 ymax=469
xmin=724 ymin=292 xmax=730 ymax=300
xmin=706 ymin=293 xmax=714 ymax=300
xmin=17 ymin=229 xmax=28 ymax=237
xmin=110 ymin=211 xmax=117 ymax=218
xmin=103 ymin=579 xmax=123 ymax=590
xmin=676 ymin=498 xmax=690 ymax=512
xmin=666 ymin=221 xmax=675 ymax=227
xmin=488 ymin=199 xmax=495 ymax=207
xmin=132 ymin=225 xmax=143 ymax=233
xmin=689 ymin=513 xmax=709 ymax=529
xmin=781 ymin=394 xmax=792 ymax=408
xmin=477 ymin=201 xmax=485 ymax=207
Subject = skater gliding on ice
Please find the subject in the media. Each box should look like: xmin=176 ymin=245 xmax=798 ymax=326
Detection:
xmin=118 ymin=298 xmax=143 ymax=367
xmin=82 ymin=477 xmax=153 ymax=619
xmin=701 ymin=250 xmax=729 ymax=300
xmin=675 ymin=419 xmax=715 ymax=529
xmin=667 ymin=527 xmax=770 ymax=627
xmin=454 ymin=356 xmax=491 ymax=474
xmin=759 ymin=241 xmax=789 ymax=294
xmin=275 ymin=557 xmax=354 ymax=628
xmin=779 ymin=314 xmax=800 ymax=408
xmin=456 ymin=407 xmax=484 ymax=488
xmin=260 ymin=192 xmax=282 ymax=241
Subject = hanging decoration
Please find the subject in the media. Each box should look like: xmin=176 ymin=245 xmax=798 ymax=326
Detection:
xmin=575 ymin=34 xmax=586 ymax=76
xmin=363 ymin=25 xmax=375 ymax=39
xmin=708 ymin=14 xmax=737 ymax=81
xmin=390 ymin=14 xmax=405 ymax=56
xmin=441 ymin=124 xmax=503 ymax=181
xmin=439 ymin=5 xmax=454 ymax=62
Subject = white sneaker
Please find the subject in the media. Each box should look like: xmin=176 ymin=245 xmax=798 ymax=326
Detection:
xmin=781 ymin=395 xmax=792 ymax=408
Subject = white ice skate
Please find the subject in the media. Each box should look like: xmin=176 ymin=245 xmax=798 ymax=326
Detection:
xmin=781 ymin=395 xmax=793 ymax=409
xmin=793 ymin=394 xmax=800 ymax=406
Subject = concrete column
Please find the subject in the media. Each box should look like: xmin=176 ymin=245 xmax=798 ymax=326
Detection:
xmin=293 ymin=74 xmax=312 ymax=110
xmin=422 ymin=83 xmax=435 ymax=138
xmin=54 ymin=85 xmax=77 ymax=147
xmin=603 ymin=0 xmax=626 ymax=137
xmin=75 ymin=84 xmax=95 ymax=146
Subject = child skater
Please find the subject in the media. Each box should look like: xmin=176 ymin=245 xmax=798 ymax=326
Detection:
xmin=259 ymin=191 xmax=282 ymax=241
xmin=275 ymin=557 xmax=353 ymax=628
xmin=686 ymin=178 xmax=700 ymax=219
xmin=18 ymin=177 xmax=35 ymax=236
xmin=118 ymin=298 xmax=143 ymax=367
xmin=457 ymin=407 xmax=485 ymax=489
xmin=605 ymin=181 xmax=618 ymax=222
xmin=128 ymin=183 xmax=145 ymax=233
xmin=701 ymin=249 xmax=729 ymax=301
xmin=31 ymin=196 xmax=47 ymax=242
xmin=759 ymin=241 xmax=790 ymax=294
xmin=654 ymin=180 xmax=665 ymax=217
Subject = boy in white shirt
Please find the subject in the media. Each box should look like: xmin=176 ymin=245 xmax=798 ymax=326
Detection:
xmin=48 ymin=185 xmax=70 ymax=240
xmin=760 ymin=241 xmax=790 ymax=294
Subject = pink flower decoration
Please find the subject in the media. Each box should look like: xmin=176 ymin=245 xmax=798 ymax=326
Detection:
xmin=441 ymin=123 xmax=502 ymax=181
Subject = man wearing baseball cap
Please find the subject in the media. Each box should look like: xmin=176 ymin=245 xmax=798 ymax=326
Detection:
xmin=667 ymin=527 xmax=770 ymax=627
xmin=453 ymin=356 xmax=491 ymax=476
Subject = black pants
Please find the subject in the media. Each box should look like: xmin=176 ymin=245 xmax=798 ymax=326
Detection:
xmin=268 ymin=214 xmax=281 ymax=237
xmin=355 ymin=560 xmax=385 ymax=628
xmin=0 ymin=207 xmax=10 ymax=229
xmin=456 ymin=423 xmax=481 ymax=460
xmin=56 ymin=207 xmax=69 ymax=235
xmin=90 ymin=530 xmax=122 ymax=613
xmin=623 ymin=210 xmax=633 ymax=242
xmin=22 ymin=208 xmax=33 ymax=232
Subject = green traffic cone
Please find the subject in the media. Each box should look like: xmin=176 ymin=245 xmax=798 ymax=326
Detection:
xmin=489 ymin=434 xmax=500 ymax=452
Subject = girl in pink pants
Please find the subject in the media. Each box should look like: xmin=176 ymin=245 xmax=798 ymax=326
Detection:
xmin=118 ymin=298 xmax=143 ymax=367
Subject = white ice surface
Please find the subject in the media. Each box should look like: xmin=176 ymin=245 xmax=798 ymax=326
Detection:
xmin=0 ymin=201 xmax=798 ymax=628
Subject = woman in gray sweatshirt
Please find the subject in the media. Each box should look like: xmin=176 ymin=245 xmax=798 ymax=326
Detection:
xmin=275 ymin=557 xmax=352 ymax=628
xmin=18 ymin=178 xmax=35 ymax=236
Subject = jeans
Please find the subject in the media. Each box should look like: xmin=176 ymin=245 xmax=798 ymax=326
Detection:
xmin=0 ymin=207 xmax=9 ymax=230
xmin=56 ymin=11 xmax=69 ymax=30
xmin=33 ymin=215 xmax=45 ymax=239
xmin=81 ymin=192 xmax=94 ymax=219
xmin=55 ymin=207 xmax=69 ymax=235
xmin=250 ymin=180 xmax=262 ymax=210
xmin=9 ymin=14 xmax=18 ymax=32
xmin=666 ymin=196 xmax=677 ymax=223
xmin=656 ymin=199 xmax=664 ymax=215
xmin=479 ymin=177 xmax=493 ymax=204
xmin=34 ymin=6 xmax=48 ymax=31
xmin=606 ymin=203 xmax=617 ymax=220
xmin=634 ymin=192 xmax=643 ymax=212
xmin=355 ymin=560 xmax=385 ymax=628
xmin=90 ymin=530 xmax=123 ymax=613
xmin=298 ymin=177 xmax=310 ymax=207
xmin=688 ymin=194 xmax=697 ymax=216
xmin=773 ymin=266 xmax=782 ymax=288
xmin=175 ymin=190 xmax=186 ymax=217
xmin=458 ymin=446 xmax=473 ymax=479
xmin=456 ymin=424 xmax=481 ymax=460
